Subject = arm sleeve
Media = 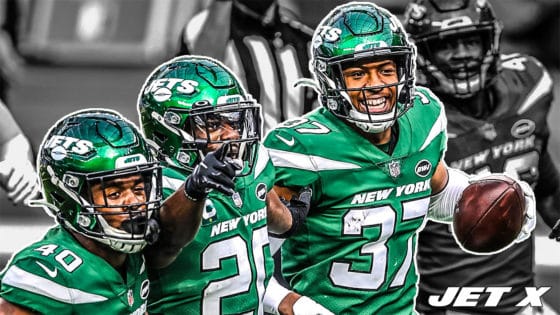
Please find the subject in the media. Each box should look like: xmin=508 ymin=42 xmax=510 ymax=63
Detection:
xmin=428 ymin=167 xmax=471 ymax=222
xmin=263 ymin=276 xmax=291 ymax=315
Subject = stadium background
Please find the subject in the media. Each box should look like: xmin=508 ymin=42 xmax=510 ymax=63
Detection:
xmin=0 ymin=0 xmax=558 ymax=311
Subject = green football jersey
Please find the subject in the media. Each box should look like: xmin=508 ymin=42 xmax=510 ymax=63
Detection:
xmin=0 ymin=226 xmax=149 ymax=314
xmin=263 ymin=87 xmax=447 ymax=315
xmin=148 ymin=145 xmax=276 ymax=315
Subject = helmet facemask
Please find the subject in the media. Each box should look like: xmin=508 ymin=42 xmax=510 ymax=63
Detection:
xmin=81 ymin=163 xmax=162 ymax=253
xmin=317 ymin=50 xmax=415 ymax=133
xmin=59 ymin=163 xmax=163 ymax=254
xmin=179 ymin=98 xmax=262 ymax=177
xmin=414 ymin=28 xmax=497 ymax=98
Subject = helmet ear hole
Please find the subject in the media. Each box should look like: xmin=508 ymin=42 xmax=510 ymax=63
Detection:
xmin=153 ymin=131 xmax=167 ymax=146
xmin=194 ymin=100 xmax=211 ymax=108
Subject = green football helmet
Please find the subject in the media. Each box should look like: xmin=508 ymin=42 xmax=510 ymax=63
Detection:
xmin=138 ymin=55 xmax=262 ymax=176
xmin=36 ymin=109 xmax=162 ymax=254
xmin=310 ymin=2 xmax=416 ymax=133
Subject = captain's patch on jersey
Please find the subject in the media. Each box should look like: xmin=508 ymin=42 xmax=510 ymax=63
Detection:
xmin=202 ymin=199 xmax=218 ymax=225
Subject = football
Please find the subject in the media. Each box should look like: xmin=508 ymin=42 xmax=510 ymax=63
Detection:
xmin=453 ymin=174 xmax=525 ymax=253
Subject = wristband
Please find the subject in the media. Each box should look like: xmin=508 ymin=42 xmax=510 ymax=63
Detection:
xmin=183 ymin=175 xmax=206 ymax=202
xmin=263 ymin=277 xmax=292 ymax=315
xmin=183 ymin=187 xmax=202 ymax=202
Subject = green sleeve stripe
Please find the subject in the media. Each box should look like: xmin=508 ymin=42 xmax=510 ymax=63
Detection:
xmin=254 ymin=144 xmax=270 ymax=179
xmin=2 ymin=265 xmax=107 ymax=304
xmin=163 ymin=175 xmax=184 ymax=191
xmin=268 ymin=148 xmax=360 ymax=171
xmin=420 ymin=106 xmax=447 ymax=152
xmin=519 ymin=68 xmax=552 ymax=114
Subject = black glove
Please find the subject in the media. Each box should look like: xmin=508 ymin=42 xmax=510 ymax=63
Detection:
xmin=184 ymin=143 xmax=241 ymax=200
xmin=549 ymin=219 xmax=560 ymax=241
xmin=272 ymin=186 xmax=312 ymax=238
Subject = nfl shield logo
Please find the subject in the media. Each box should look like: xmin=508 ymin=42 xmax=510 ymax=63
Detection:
xmin=232 ymin=192 xmax=243 ymax=208
xmin=480 ymin=123 xmax=497 ymax=141
xmin=127 ymin=289 xmax=134 ymax=306
xmin=388 ymin=160 xmax=401 ymax=178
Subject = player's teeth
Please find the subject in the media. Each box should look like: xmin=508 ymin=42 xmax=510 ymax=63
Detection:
xmin=364 ymin=98 xmax=385 ymax=107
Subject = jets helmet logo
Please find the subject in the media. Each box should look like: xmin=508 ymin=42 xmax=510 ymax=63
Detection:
xmin=45 ymin=135 xmax=94 ymax=160
xmin=313 ymin=26 xmax=342 ymax=47
xmin=145 ymin=78 xmax=200 ymax=102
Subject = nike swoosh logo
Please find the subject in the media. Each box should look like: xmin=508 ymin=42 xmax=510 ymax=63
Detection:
xmin=276 ymin=134 xmax=295 ymax=146
xmin=36 ymin=261 xmax=58 ymax=278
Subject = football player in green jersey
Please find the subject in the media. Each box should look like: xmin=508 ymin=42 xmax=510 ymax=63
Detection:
xmin=138 ymin=55 xmax=332 ymax=314
xmin=0 ymin=109 xmax=237 ymax=314
xmin=262 ymin=2 xmax=538 ymax=314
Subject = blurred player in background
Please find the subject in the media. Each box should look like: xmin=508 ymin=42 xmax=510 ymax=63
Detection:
xmin=0 ymin=100 xmax=38 ymax=205
xmin=0 ymin=0 xmax=23 ymax=104
xmin=403 ymin=0 xmax=560 ymax=313
xmin=262 ymin=2 xmax=536 ymax=314
xmin=0 ymin=109 xmax=229 ymax=313
xmin=0 ymin=0 xmax=37 ymax=206
xmin=178 ymin=0 xmax=316 ymax=132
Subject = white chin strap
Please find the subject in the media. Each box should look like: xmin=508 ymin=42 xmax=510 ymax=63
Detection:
xmin=348 ymin=106 xmax=396 ymax=133
xmin=101 ymin=236 xmax=147 ymax=254
xmin=62 ymin=218 xmax=148 ymax=254
xmin=84 ymin=216 xmax=148 ymax=254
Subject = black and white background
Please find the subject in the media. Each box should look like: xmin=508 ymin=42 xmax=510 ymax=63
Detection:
xmin=0 ymin=0 xmax=558 ymax=311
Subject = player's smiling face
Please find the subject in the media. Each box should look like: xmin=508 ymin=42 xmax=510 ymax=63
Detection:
xmin=90 ymin=174 xmax=148 ymax=229
xmin=342 ymin=59 xmax=398 ymax=115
